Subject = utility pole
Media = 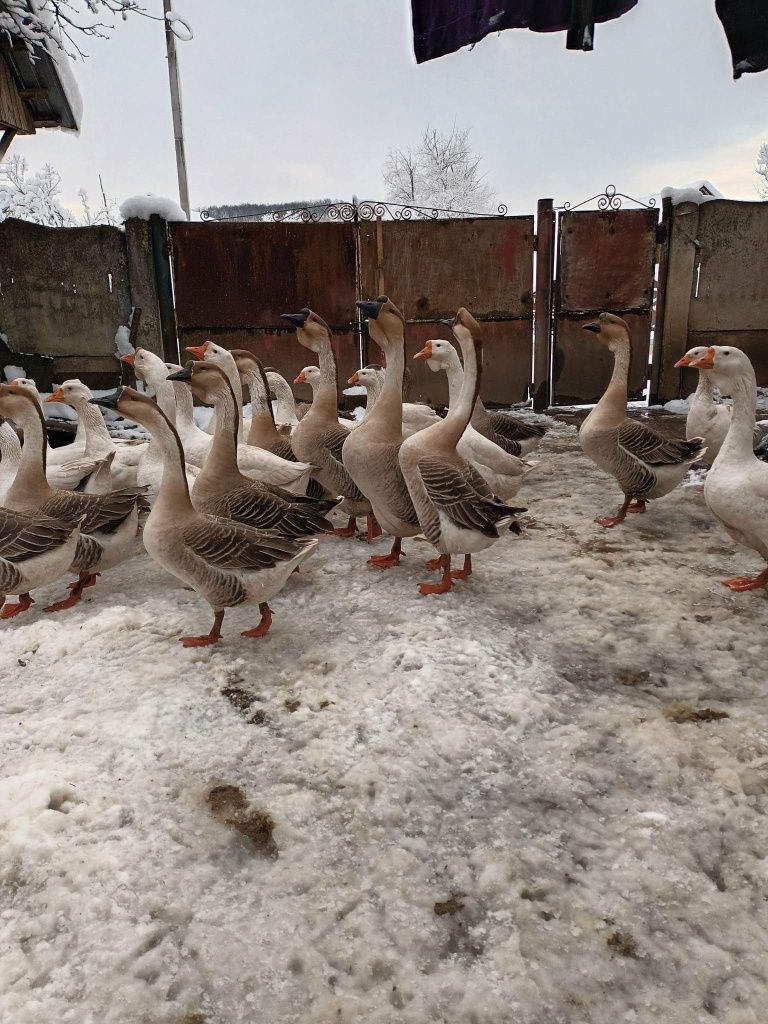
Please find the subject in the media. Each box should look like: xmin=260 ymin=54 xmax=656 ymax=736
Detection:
xmin=163 ymin=0 xmax=191 ymax=219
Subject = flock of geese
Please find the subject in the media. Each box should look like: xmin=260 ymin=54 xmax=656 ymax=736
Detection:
xmin=0 ymin=299 xmax=766 ymax=647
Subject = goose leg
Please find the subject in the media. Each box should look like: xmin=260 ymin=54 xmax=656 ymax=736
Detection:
xmin=596 ymin=495 xmax=632 ymax=529
xmin=333 ymin=516 xmax=357 ymax=538
xmin=425 ymin=555 xmax=443 ymax=571
xmin=366 ymin=513 xmax=382 ymax=542
xmin=721 ymin=567 xmax=768 ymax=592
xmin=43 ymin=573 xmax=100 ymax=613
xmin=181 ymin=609 xmax=224 ymax=647
xmin=450 ymin=554 xmax=472 ymax=580
xmin=627 ymin=500 xmax=646 ymax=514
xmin=368 ymin=537 xmax=403 ymax=569
xmin=1 ymin=593 xmax=34 ymax=619
xmin=241 ymin=602 xmax=273 ymax=638
xmin=419 ymin=555 xmax=454 ymax=596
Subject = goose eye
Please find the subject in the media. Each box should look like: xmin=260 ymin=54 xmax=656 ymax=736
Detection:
xmin=723 ymin=350 xmax=730 ymax=355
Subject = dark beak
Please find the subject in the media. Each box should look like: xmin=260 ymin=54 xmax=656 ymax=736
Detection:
xmin=89 ymin=387 xmax=124 ymax=410
xmin=281 ymin=311 xmax=310 ymax=328
xmin=167 ymin=365 xmax=192 ymax=383
xmin=582 ymin=321 xmax=601 ymax=333
xmin=356 ymin=299 xmax=384 ymax=320
xmin=440 ymin=317 xmax=456 ymax=328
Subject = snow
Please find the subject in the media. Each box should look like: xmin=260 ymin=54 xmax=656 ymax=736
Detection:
xmin=44 ymin=31 xmax=83 ymax=133
xmin=1 ymin=413 xmax=767 ymax=1023
xmin=113 ymin=325 xmax=133 ymax=357
xmin=343 ymin=385 xmax=367 ymax=397
xmin=165 ymin=9 xmax=194 ymax=42
xmin=3 ymin=365 xmax=26 ymax=383
xmin=660 ymin=181 xmax=724 ymax=207
xmin=120 ymin=195 xmax=187 ymax=223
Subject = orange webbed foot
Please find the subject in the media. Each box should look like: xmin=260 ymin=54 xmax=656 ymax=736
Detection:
xmin=418 ymin=577 xmax=454 ymax=596
xmin=721 ymin=575 xmax=768 ymax=592
xmin=595 ymin=515 xmax=625 ymax=529
xmin=1 ymin=594 xmax=34 ymax=619
xmin=241 ymin=603 xmax=273 ymax=638
xmin=180 ymin=634 xmax=221 ymax=647
xmin=627 ymin=501 xmax=646 ymax=514
xmin=450 ymin=555 xmax=472 ymax=580
xmin=425 ymin=556 xmax=443 ymax=572
xmin=333 ymin=516 xmax=357 ymax=539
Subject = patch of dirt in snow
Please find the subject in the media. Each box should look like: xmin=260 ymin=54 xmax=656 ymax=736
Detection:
xmin=1 ymin=415 xmax=767 ymax=1024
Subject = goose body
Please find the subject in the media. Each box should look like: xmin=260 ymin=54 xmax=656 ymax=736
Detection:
xmin=579 ymin=314 xmax=705 ymax=527
xmin=415 ymin=338 xmax=532 ymax=500
xmin=92 ymin=386 xmax=318 ymax=645
xmin=281 ymin=310 xmax=374 ymax=538
xmin=399 ymin=309 xmax=524 ymax=594
xmin=0 ymin=420 xmax=22 ymax=505
xmin=473 ymin=406 xmax=546 ymax=456
xmin=342 ymin=298 xmax=422 ymax=566
xmin=690 ymin=346 xmax=768 ymax=591
xmin=0 ymin=384 xmax=144 ymax=611
xmin=0 ymin=508 xmax=84 ymax=618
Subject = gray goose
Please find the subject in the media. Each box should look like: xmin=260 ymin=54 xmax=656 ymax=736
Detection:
xmin=398 ymin=309 xmax=524 ymax=595
xmin=281 ymin=308 xmax=378 ymax=540
xmin=341 ymin=296 xmax=422 ymax=568
xmin=168 ymin=360 xmax=338 ymax=538
xmin=0 ymin=508 xmax=84 ymax=619
xmin=0 ymin=384 xmax=144 ymax=613
xmin=580 ymin=313 xmax=705 ymax=527
xmin=92 ymin=386 xmax=318 ymax=646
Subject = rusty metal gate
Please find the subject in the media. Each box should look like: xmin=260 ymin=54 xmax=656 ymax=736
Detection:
xmin=170 ymin=220 xmax=361 ymax=401
xmin=551 ymin=193 xmax=659 ymax=405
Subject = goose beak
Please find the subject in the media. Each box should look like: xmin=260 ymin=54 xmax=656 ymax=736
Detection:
xmin=348 ymin=372 xmax=360 ymax=385
xmin=281 ymin=312 xmax=310 ymax=329
xmin=440 ymin=317 xmax=456 ymax=329
xmin=46 ymin=387 xmax=65 ymax=403
xmin=357 ymin=300 xmax=383 ymax=320
xmin=582 ymin=321 xmax=601 ymax=333
xmin=89 ymin=387 xmax=124 ymax=411
xmin=120 ymin=352 xmax=136 ymax=366
xmin=691 ymin=347 xmax=716 ymax=370
xmin=167 ymin=366 xmax=192 ymax=382
xmin=294 ymin=371 xmax=307 ymax=385
xmin=185 ymin=342 xmax=209 ymax=360
xmin=414 ymin=342 xmax=433 ymax=361
xmin=674 ymin=354 xmax=692 ymax=368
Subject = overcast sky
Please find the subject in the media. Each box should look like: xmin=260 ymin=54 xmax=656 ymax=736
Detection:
xmin=13 ymin=0 xmax=768 ymax=217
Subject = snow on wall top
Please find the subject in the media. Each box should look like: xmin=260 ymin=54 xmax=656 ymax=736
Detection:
xmin=120 ymin=195 xmax=187 ymax=223
xmin=660 ymin=180 xmax=725 ymax=207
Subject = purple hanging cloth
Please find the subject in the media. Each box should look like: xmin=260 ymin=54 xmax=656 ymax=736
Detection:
xmin=411 ymin=0 xmax=638 ymax=63
xmin=715 ymin=0 xmax=768 ymax=79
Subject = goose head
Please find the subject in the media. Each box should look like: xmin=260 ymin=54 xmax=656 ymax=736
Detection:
xmin=673 ymin=346 xmax=709 ymax=369
xmin=582 ymin=312 xmax=630 ymax=351
xmin=0 ymin=382 xmax=44 ymax=421
xmin=294 ymin=365 xmax=322 ymax=393
xmin=121 ymin=347 xmax=170 ymax=389
xmin=357 ymin=296 xmax=405 ymax=353
xmin=168 ymin=360 xmax=231 ymax=408
xmin=45 ymin=379 xmax=94 ymax=409
xmin=230 ymin=349 xmax=260 ymax=382
xmin=691 ymin=345 xmax=754 ymax=391
xmin=280 ymin=309 xmax=331 ymax=354
xmin=184 ymin=339 xmax=236 ymax=377
xmin=414 ymin=338 xmax=461 ymax=374
xmin=347 ymin=366 xmax=383 ymax=390
xmin=90 ymin=386 xmax=167 ymax=431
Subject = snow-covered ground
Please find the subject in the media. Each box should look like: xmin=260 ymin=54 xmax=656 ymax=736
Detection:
xmin=1 ymin=416 xmax=767 ymax=1024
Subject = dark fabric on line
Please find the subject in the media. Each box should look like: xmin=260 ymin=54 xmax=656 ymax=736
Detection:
xmin=716 ymin=0 xmax=768 ymax=79
xmin=411 ymin=0 xmax=638 ymax=63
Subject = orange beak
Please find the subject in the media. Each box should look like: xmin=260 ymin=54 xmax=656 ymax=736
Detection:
xmin=691 ymin=346 xmax=716 ymax=370
xmin=185 ymin=342 xmax=209 ymax=360
xmin=348 ymin=372 xmax=360 ymax=385
xmin=294 ymin=371 xmax=307 ymax=385
xmin=46 ymin=387 xmax=65 ymax=403
xmin=120 ymin=352 xmax=136 ymax=366
xmin=673 ymin=354 xmax=691 ymax=368
xmin=413 ymin=341 xmax=433 ymax=361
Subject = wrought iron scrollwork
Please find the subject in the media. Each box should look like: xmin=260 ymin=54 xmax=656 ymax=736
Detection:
xmin=560 ymin=185 xmax=656 ymax=213
xmin=200 ymin=199 xmax=510 ymax=223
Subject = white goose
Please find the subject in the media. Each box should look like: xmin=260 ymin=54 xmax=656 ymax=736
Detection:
xmin=691 ymin=345 xmax=768 ymax=591
xmin=0 ymin=419 xmax=22 ymax=506
xmin=414 ymin=338 xmax=532 ymax=500
xmin=92 ymin=386 xmax=318 ymax=646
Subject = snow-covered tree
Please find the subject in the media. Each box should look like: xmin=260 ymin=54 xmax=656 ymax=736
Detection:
xmin=383 ymin=125 xmax=496 ymax=214
xmin=757 ymin=143 xmax=768 ymax=199
xmin=0 ymin=155 xmax=76 ymax=226
xmin=0 ymin=1 xmax=161 ymax=59
xmin=78 ymin=187 xmax=119 ymax=225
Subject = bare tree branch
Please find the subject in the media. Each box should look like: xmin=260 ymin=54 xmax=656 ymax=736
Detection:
xmin=757 ymin=142 xmax=768 ymax=199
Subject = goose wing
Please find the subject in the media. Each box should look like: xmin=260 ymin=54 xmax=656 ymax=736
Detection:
xmin=490 ymin=412 xmax=547 ymax=441
xmin=47 ymin=454 xmax=108 ymax=492
xmin=317 ymin=425 xmax=365 ymax=502
xmin=618 ymin=421 xmax=705 ymax=466
xmin=417 ymin=456 xmax=522 ymax=538
xmin=41 ymin=488 xmax=144 ymax=533
xmin=183 ymin=516 xmax=303 ymax=571
xmin=0 ymin=508 xmax=78 ymax=563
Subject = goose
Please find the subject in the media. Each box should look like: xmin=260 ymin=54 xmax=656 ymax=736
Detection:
xmin=0 ymin=384 xmax=144 ymax=612
xmin=281 ymin=309 xmax=377 ymax=539
xmin=347 ymin=366 xmax=384 ymax=418
xmin=0 ymin=418 xmax=22 ymax=506
xmin=164 ymin=359 xmax=218 ymax=466
xmin=350 ymin=363 xmax=443 ymax=437
xmin=265 ymin=369 xmax=301 ymax=433
xmin=168 ymin=360 xmax=337 ymax=538
xmin=674 ymin=346 xmax=766 ymax=466
xmin=398 ymin=308 xmax=525 ymax=595
xmin=472 ymin=403 xmax=547 ymax=456
xmin=341 ymin=297 xmax=423 ymax=568
xmin=119 ymin=349 xmax=200 ymax=494
xmin=580 ymin=313 xmax=705 ymax=527
xmin=0 ymin=508 xmax=84 ymax=619
xmin=12 ymin=379 xmax=115 ymax=492
xmin=182 ymin=342 xmax=313 ymax=493
xmin=690 ymin=346 xmax=768 ymax=591
xmin=414 ymin=338 xmax=532 ymax=500
xmin=45 ymin=380 xmax=141 ymax=488
xmin=91 ymin=386 xmax=318 ymax=646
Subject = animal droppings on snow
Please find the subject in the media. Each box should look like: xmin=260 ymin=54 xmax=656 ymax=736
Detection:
xmin=206 ymin=785 xmax=277 ymax=857
xmin=606 ymin=929 xmax=639 ymax=958
xmin=663 ymin=703 xmax=730 ymax=724
xmin=433 ymin=893 xmax=466 ymax=916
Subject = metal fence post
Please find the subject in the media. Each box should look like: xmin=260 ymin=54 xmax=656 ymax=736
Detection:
xmin=149 ymin=214 xmax=180 ymax=365
xmin=533 ymin=198 xmax=555 ymax=410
